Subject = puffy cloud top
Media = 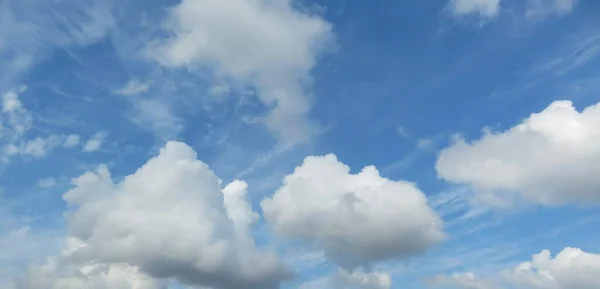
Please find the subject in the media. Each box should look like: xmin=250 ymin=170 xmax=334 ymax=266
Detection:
xmin=436 ymin=100 xmax=600 ymax=208
xmin=22 ymin=141 xmax=291 ymax=289
xmin=430 ymin=247 xmax=600 ymax=289
xmin=262 ymin=154 xmax=444 ymax=269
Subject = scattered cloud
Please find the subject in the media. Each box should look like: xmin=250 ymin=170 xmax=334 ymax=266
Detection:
xmin=261 ymin=154 xmax=444 ymax=269
xmin=128 ymin=98 xmax=183 ymax=141
xmin=449 ymin=0 xmax=501 ymax=18
xmin=63 ymin=135 xmax=81 ymax=148
xmin=1 ymin=87 xmax=80 ymax=159
xmin=300 ymin=269 xmax=392 ymax=289
xmin=148 ymin=0 xmax=334 ymax=143
xmin=209 ymin=82 xmax=231 ymax=96
xmin=429 ymin=247 xmax=600 ymax=289
xmin=0 ymin=0 xmax=115 ymax=90
xmin=449 ymin=0 xmax=578 ymax=19
xmin=526 ymin=0 xmax=578 ymax=19
xmin=396 ymin=125 xmax=409 ymax=138
xmin=429 ymin=272 xmax=497 ymax=289
xmin=114 ymin=80 xmax=150 ymax=96
xmin=436 ymin=100 xmax=600 ymax=208
xmin=2 ymin=86 xmax=32 ymax=139
xmin=82 ymin=132 xmax=108 ymax=153
xmin=37 ymin=178 xmax=56 ymax=189
xmin=417 ymin=138 xmax=435 ymax=150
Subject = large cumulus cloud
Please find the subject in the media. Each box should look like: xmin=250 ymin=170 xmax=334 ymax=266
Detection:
xmin=262 ymin=154 xmax=444 ymax=269
xmin=14 ymin=141 xmax=290 ymax=289
xmin=437 ymin=100 xmax=600 ymax=208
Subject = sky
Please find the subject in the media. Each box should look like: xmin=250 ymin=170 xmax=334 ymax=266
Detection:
xmin=1 ymin=0 xmax=600 ymax=288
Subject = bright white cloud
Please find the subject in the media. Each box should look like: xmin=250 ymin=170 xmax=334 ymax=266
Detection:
xmin=83 ymin=132 xmax=107 ymax=153
xmin=17 ymin=141 xmax=290 ymax=289
xmin=506 ymin=247 xmax=600 ymax=289
xmin=449 ymin=0 xmax=501 ymax=18
xmin=436 ymin=100 xmax=600 ymax=208
xmin=148 ymin=0 xmax=333 ymax=143
xmin=222 ymin=180 xmax=259 ymax=231
xmin=430 ymin=247 xmax=600 ymax=289
xmin=261 ymin=154 xmax=444 ymax=269
xmin=114 ymin=80 xmax=150 ymax=96
xmin=300 ymin=269 xmax=391 ymax=289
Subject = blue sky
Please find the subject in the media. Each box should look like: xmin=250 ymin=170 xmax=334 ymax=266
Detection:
xmin=1 ymin=0 xmax=600 ymax=288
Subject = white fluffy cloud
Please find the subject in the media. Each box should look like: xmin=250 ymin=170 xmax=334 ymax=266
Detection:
xmin=507 ymin=247 xmax=600 ymax=288
xmin=436 ymin=100 xmax=600 ymax=208
xmin=15 ymin=141 xmax=290 ymax=289
xmin=430 ymin=247 xmax=600 ymax=289
xmin=300 ymin=270 xmax=391 ymax=289
xmin=261 ymin=154 xmax=444 ymax=269
xmin=149 ymin=0 xmax=333 ymax=143
xmin=449 ymin=0 xmax=501 ymax=18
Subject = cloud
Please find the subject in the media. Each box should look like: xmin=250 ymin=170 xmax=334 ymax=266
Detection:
xmin=1 ymin=87 xmax=80 ymax=159
xmin=222 ymin=180 xmax=259 ymax=231
xmin=63 ymin=135 xmax=81 ymax=148
xmin=83 ymin=132 xmax=108 ymax=153
xmin=14 ymin=141 xmax=290 ymax=289
xmin=14 ymin=253 xmax=165 ymax=289
xmin=127 ymin=99 xmax=183 ymax=141
xmin=526 ymin=0 xmax=578 ymax=19
xmin=506 ymin=247 xmax=600 ymax=289
xmin=417 ymin=138 xmax=435 ymax=150
xmin=114 ymin=80 xmax=150 ymax=96
xmin=396 ymin=125 xmax=409 ymax=138
xmin=37 ymin=178 xmax=56 ymax=188
xmin=2 ymin=86 xmax=32 ymax=138
xmin=429 ymin=247 xmax=600 ymax=289
xmin=261 ymin=154 xmax=444 ymax=269
xmin=449 ymin=0 xmax=578 ymax=19
xmin=436 ymin=100 xmax=600 ymax=208
xmin=0 ymin=0 xmax=115 ymax=90
xmin=300 ymin=269 xmax=391 ymax=289
xmin=429 ymin=272 xmax=498 ymax=289
xmin=148 ymin=0 xmax=333 ymax=143
xmin=449 ymin=0 xmax=501 ymax=18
